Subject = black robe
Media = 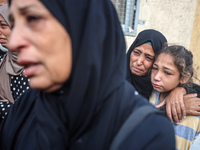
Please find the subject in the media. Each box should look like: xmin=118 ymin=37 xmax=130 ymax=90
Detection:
xmin=1 ymin=0 xmax=175 ymax=150
xmin=186 ymin=83 xmax=200 ymax=98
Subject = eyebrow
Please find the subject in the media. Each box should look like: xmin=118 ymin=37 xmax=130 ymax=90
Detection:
xmin=145 ymin=54 xmax=154 ymax=58
xmin=9 ymin=4 xmax=38 ymax=22
xmin=153 ymin=63 xmax=175 ymax=74
xmin=153 ymin=63 xmax=158 ymax=67
xmin=18 ymin=5 xmax=35 ymax=12
xmin=134 ymin=48 xmax=154 ymax=58
xmin=134 ymin=48 xmax=141 ymax=52
xmin=164 ymin=67 xmax=174 ymax=72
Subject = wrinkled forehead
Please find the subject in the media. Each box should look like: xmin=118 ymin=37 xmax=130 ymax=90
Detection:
xmin=154 ymin=53 xmax=177 ymax=70
xmin=9 ymin=0 xmax=54 ymax=28
xmin=10 ymin=1 xmax=49 ymax=18
xmin=134 ymin=43 xmax=155 ymax=57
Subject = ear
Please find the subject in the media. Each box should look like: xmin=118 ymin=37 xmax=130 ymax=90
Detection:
xmin=179 ymin=73 xmax=191 ymax=84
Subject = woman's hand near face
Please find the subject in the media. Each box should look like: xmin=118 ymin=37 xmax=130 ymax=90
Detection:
xmin=156 ymin=87 xmax=186 ymax=123
xmin=157 ymin=87 xmax=200 ymax=123
xmin=184 ymin=94 xmax=200 ymax=116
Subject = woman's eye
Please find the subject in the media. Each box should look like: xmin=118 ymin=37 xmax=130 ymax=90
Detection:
xmin=146 ymin=57 xmax=153 ymax=61
xmin=133 ymin=51 xmax=140 ymax=55
xmin=152 ymin=67 xmax=157 ymax=70
xmin=0 ymin=23 xmax=9 ymax=28
xmin=26 ymin=14 xmax=44 ymax=30
xmin=165 ymin=72 xmax=172 ymax=75
xmin=27 ymin=15 xmax=40 ymax=23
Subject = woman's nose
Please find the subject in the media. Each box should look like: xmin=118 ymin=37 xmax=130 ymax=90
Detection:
xmin=154 ymin=71 xmax=161 ymax=81
xmin=136 ymin=56 xmax=144 ymax=65
xmin=8 ymin=25 xmax=27 ymax=52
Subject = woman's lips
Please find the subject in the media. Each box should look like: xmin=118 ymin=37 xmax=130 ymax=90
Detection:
xmin=23 ymin=64 xmax=40 ymax=78
xmin=132 ymin=66 xmax=143 ymax=73
xmin=0 ymin=39 xmax=5 ymax=43
xmin=152 ymin=83 xmax=161 ymax=88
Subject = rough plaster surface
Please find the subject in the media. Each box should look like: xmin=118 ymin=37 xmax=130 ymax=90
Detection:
xmin=125 ymin=0 xmax=197 ymax=50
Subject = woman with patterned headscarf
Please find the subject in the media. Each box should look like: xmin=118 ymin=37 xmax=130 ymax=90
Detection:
xmin=0 ymin=4 xmax=29 ymax=123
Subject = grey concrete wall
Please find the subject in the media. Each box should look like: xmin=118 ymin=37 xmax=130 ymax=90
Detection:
xmin=125 ymin=0 xmax=197 ymax=50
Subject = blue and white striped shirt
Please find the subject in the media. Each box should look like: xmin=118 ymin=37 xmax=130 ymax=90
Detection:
xmin=149 ymin=90 xmax=200 ymax=150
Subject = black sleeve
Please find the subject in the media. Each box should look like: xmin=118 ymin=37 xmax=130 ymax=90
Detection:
xmin=185 ymin=83 xmax=200 ymax=98
xmin=118 ymin=113 xmax=175 ymax=150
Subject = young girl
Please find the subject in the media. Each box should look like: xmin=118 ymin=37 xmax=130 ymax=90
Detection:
xmin=149 ymin=45 xmax=200 ymax=150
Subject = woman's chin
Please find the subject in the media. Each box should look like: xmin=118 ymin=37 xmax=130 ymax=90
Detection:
xmin=29 ymin=79 xmax=63 ymax=93
xmin=131 ymin=70 xmax=146 ymax=76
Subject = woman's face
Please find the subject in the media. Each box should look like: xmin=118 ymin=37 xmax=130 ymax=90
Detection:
xmin=130 ymin=43 xmax=155 ymax=76
xmin=9 ymin=0 xmax=72 ymax=92
xmin=151 ymin=53 xmax=181 ymax=93
xmin=0 ymin=15 xmax=11 ymax=48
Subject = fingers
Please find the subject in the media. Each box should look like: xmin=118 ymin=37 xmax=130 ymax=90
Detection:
xmin=171 ymin=104 xmax=179 ymax=124
xmin=193 ymin=106 xmax=200 ymax=112
xmin=184 ymin=93 xmax=197 ymax=98
xmin=196 ymin=102 xmax=200 ymax=107
xmin=166 ymin=104 xmax=173 ymax=122
xmin=166 ymin=101 xmax=185 ymax=123
xmin=194 ymin=97 xmax=200 ymax=103
xmin=166 ymin=101 xmax=180 ymax=123
xmin=176 ymin=104 xmax=183 ymax=122
xmin=184 ymin=94 xmax=200 ymax=116
xmin=156 ymin=100 xmax=166 ymax=108
xmin=188 ymin=110 xmax=200 ymax=116
xmin=180 ymin=101 xmax=186 ymax=119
